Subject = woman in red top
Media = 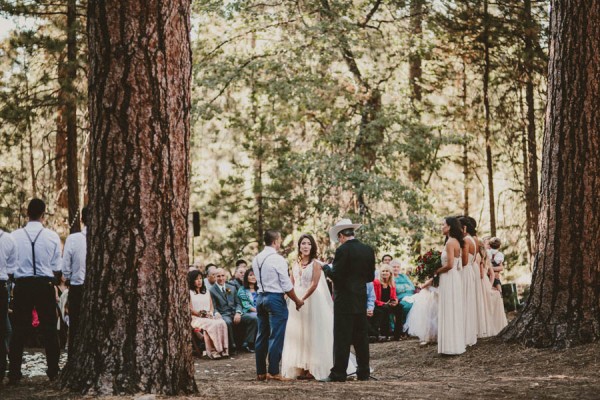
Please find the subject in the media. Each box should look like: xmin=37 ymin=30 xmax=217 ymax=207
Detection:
xmin=371 ymin=265 xmax=405 ymax=341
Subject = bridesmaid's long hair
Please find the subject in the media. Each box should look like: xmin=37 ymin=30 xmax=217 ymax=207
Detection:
xmin=459 ymin=216 xmax=477 ymax=236
xmin=445 ymin=217 xmax=465 ymax=249
xmin=297 ymin=233 xmax=318 ymax=263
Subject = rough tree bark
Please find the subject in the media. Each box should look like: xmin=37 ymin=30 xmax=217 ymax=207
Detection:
xmin=501 ymin=1 xmax=600 ymax=348
xmin=60 ymin=0 xmax=196 ymax=394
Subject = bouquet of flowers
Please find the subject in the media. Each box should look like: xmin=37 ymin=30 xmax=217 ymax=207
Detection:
xmin=413 ymin=249 xmax=442 ymax=286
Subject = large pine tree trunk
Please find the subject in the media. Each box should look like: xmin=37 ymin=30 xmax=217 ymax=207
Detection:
xmin=60 ymin=0 xmax=196 ymax=394
xmin=501 ymin=1 xmax=600 ymax=348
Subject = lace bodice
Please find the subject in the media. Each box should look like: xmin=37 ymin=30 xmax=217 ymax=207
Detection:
xmin=293 ymin=260 xmax=315 ymax=289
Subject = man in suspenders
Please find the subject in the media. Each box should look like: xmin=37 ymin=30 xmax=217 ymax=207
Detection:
xmin=0 ymin=225 xmax=17 ymax=384
xmin=8 ymin=198 xmax=62 ymax=384
xmin=252 ymin=229 xmax=304 ymax=382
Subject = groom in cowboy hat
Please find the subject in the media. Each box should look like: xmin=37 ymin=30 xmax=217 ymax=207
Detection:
xmin=321 ymin=219 xmax=375 ymax=382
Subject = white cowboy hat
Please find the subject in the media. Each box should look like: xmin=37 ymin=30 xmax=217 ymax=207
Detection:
xmin=329 ymin=218 xmax=362 ymax=243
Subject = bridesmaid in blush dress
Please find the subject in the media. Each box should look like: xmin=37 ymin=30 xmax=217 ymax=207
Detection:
xmin=459 ymin=217 xmax=479 ymax=347
xmin=436 ymin=217 xmax=466 ymax=355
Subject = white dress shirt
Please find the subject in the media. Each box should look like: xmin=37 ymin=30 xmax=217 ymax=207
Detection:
xmin=11 ymin=221 xmax=62 ymax=278
xmin=252 ymin=246 xmax=293 ymax=294
xmin=62 ymin=227 xmax=87 ymax=285
xmin=0 ymin=229 xmax=17 ymax=281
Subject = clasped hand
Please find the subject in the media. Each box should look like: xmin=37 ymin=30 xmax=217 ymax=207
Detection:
xmin=295 ymin=299 xmax=304 ymax=311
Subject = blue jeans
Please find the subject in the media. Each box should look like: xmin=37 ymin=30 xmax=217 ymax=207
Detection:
xmin=255 ymin=293 xmax=288 ymax=376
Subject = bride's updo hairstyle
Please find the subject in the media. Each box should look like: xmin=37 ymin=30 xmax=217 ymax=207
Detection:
xmin=445 ymin=217 xmax=465 ymax=249
xmin=297 ymin=233 xmax=318 ymax=262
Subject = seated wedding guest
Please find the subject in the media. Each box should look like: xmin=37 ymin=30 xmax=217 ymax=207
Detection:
xmin=375 ymin=254 xmax=393 ymax=280
xmin=229 ymin=260 xmax=247 ymax=290
xmin=372 ymin=265 xmax=404 ymax=341
xmin=403 ymin=278 xmax=438 ymax=346
xmin=237 ymin=269 xmax=258 ymax=317
xmin=391 ymin=260 xmax=415 ymax=338
xmin=487 ymin=237 xmax=504 ymax=292
xmin=210 ymin=268 xmax=257 ymax=353
xmin=204 ymin=264 xmax=218 ymax=291
xmin=189 ymin=270 xmax=229 ymax=359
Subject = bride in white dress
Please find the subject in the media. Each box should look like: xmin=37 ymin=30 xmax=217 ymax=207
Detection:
xmin=281 ymin=234 xmax=356 ymax=380
xmin=436 ymin=217 xmax=466 ymax=355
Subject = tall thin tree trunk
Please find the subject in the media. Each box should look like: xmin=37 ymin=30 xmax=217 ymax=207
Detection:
xmin=408 ymin=0 xmax=423 ymax=184
xmin=519 ymin=87 xmax=533 ymax=261
xmin=501 ymin=1 xmax=600 ymax=348
xmin=26 ymin=113 xmax=36 ymax=198
xmin=483 ymin=0 xmax=496 ymax=236
xmin=519 ymin=88 xmax=532 ymax=260
xmin=462 ymin=58 xmax=469 ymax=216
xmin=66 ymin=0 xmax=80 ymax=233
xmin=524 ymin=0 xmax=539 ymax=253
xmin=61 ymin=0 xmax=196 ymax=394
xmin=56 ymin=54 xmax=68 ymax=208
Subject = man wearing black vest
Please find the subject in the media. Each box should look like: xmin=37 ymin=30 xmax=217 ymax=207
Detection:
xmin=321 ymin=219 xmax=375 ymax=382
xmin=8 ymin=199 xmax=62 ymax=384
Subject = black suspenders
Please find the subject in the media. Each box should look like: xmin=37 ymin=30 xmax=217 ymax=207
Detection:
xmin=257 ymin=253 xmax=275 ymax=293
xmin=24 ymin=229 xmax=44 ymax=276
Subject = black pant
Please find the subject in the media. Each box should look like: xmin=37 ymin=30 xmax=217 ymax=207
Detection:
xmin=0 ymin=282 xmax=8 ymax=379
xmin=67 ymin=284 xmax=83 ymax=358
xmin=373 ymin=303 xmax=404 ymax=338
xmin=330 ymin=312 xmax=370 ymax=381
xmin=8 ymin=277 xmax=59 ymax=380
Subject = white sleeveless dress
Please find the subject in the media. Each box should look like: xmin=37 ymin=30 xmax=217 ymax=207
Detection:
xmin=281 ymin=261 xmax=356 ymax=379
xmin=481 ymin=260 xmax=508 ymax=336
xmin=462 ymin=238 xmax=478 ymax=347
xmin=438 ymin=249 xmax=466 ymax=355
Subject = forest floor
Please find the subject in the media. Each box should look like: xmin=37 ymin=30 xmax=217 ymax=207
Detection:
xmin=1 ymin=335 xmax=599 ymax=399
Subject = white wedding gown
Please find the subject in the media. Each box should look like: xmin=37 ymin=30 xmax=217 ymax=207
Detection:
xmin=281 ymin=261 xmax=356 ymax=380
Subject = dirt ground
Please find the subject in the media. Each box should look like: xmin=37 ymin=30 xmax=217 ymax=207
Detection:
xmin=1 ymin=336 xmax=599 ymax=399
